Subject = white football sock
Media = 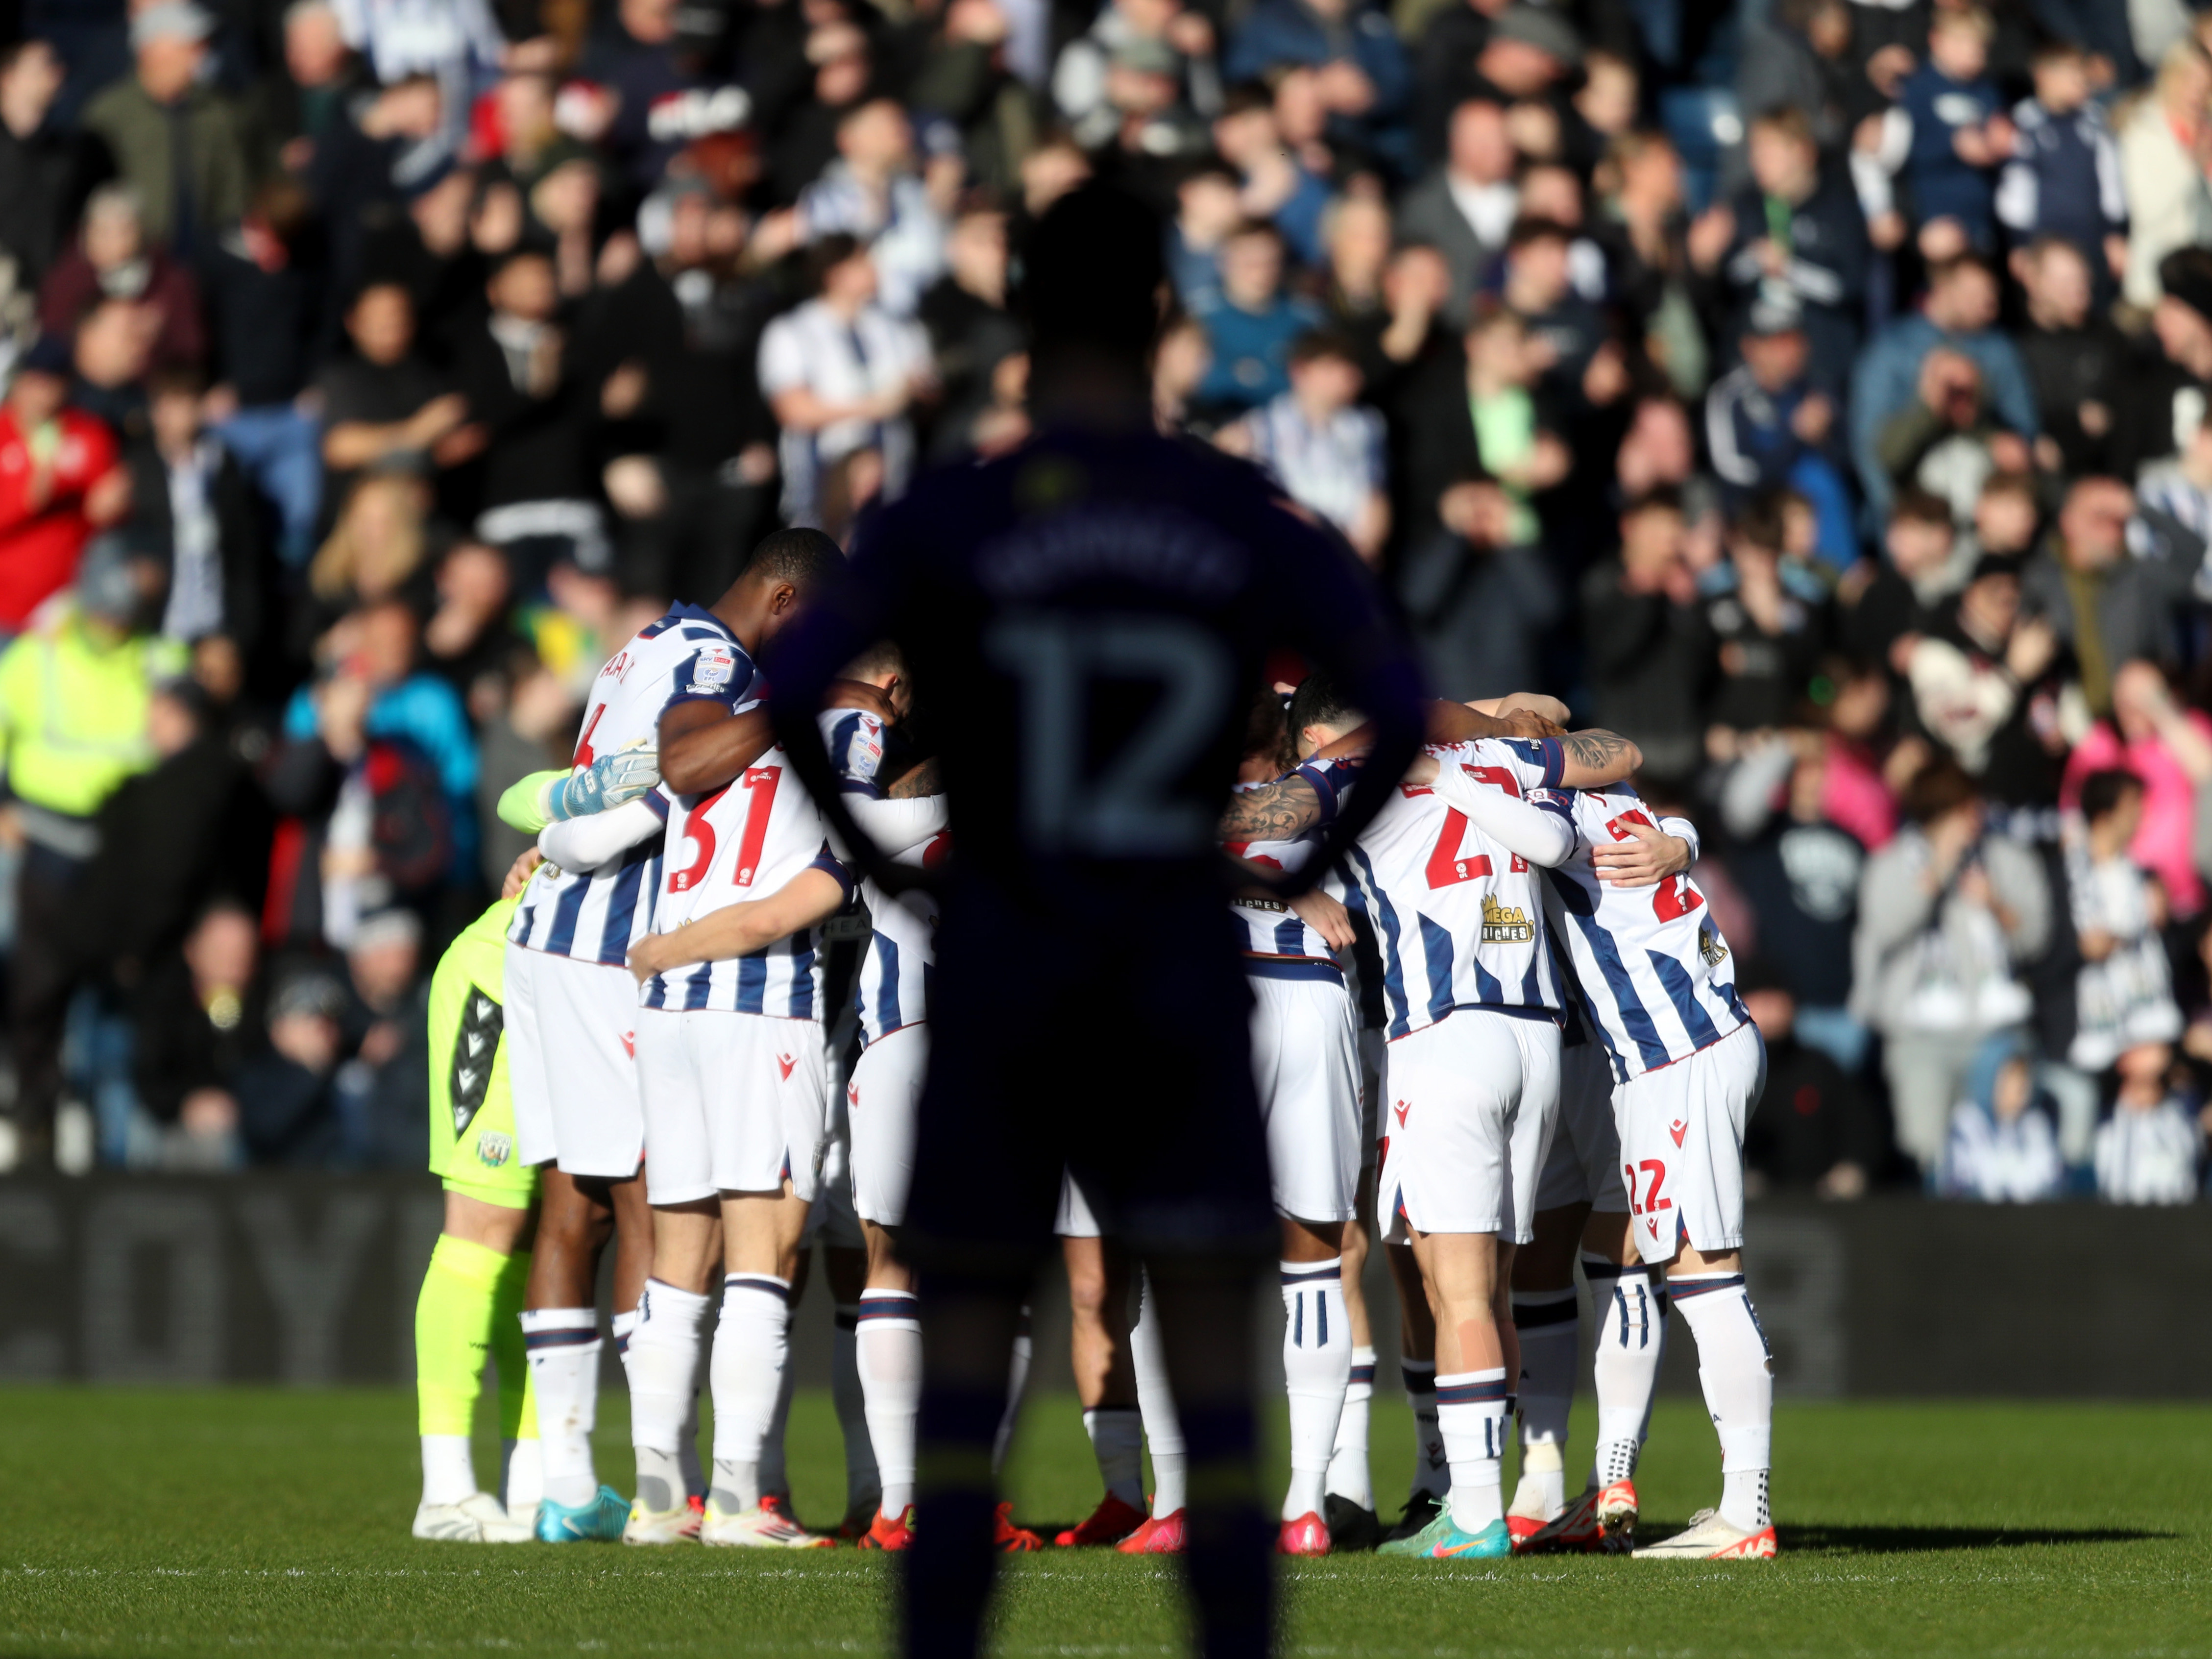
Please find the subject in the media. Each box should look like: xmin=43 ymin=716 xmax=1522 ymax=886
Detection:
xmin=499 ymin=1435 xmax=541 ymax=1514
xmin=759 ymin=1337 xmax=799 ymax=1500
xmin=992 ymin=1305 xmax=1032 ymax=1476
xmin=1585 ymin=1256 xmax=1665 ymax=1489
xmin=709 ymin=1274 xmax=791 ymax=1513
xmin=833 ymin=1302 xmax=881 ymax=1514
xmin=1669 ymin=1271 xmax=1774 ymax=1533
xmin=1435 ymin=1368 xmax=1509 ymax=1534
xmin=1280 ymin=1259 xmax=1352 ymax=1521
xmin=1129 ymin=1272 xmax=1186 ymax=1514
xmin=420 ymin=1434 xmax=476 ymax=1506
xmin=1083 ymin=1407 xmax=1144 ymax=1509
xmin=856 ymin=1288 xmax=921 ymax=1516
xmin=519 ymin=1308 xmax=600 ymax=1508
xmin=625 ymin=1280 xmax=708 ymax=1513
xmin=1510 ymin=1288 xmax=1577 ymax=1520
xmin=1401 ymin=1358 xmax=1447 ymax=1497
xmin=1325 ymin=1345 xmax=1376 ymax=1511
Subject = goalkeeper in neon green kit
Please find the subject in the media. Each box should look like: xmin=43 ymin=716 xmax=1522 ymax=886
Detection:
xmin=413 ymin=896 xmax=542 ymax=1541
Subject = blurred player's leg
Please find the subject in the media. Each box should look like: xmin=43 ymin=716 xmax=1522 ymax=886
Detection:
xmin=621 ymin=1205 xmax=716 ymax=1544
xmin=1581 ymin=1220 xmax=1662 ymax=1545
xmin=521 ymin=1171 xmax=631 ymax=1541
xmin=1384 ymin=1244 xmax=1446 ymax=1541
xmin=825 ymin=1241 xmax=883 ymax=1536
xmin=1115 ymin=1272 xmax=1188 ymax=1554
xmin=1057 ymin=1196 xmax=1145 ymax=1546
xmin=703 ymin=1190 xmax=827 ymax=1547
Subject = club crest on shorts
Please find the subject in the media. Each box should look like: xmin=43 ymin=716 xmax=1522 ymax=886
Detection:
xmin=1698 ymin=926 xmax=1729 ymax=966
xmin=449 ymin=984 xmax=503 ymax=1135
xmin=476 ymin=1131 xmax=513 ymax=1169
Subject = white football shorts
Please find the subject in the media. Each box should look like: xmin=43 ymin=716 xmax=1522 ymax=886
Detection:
xmin=1535 ymin=1036 xmax=1629 ymax=1214
xmin=848 ymin=1023 xmax=926 ymax=1228
xmin=634 ymin=1006 xmax=829 ymax=1206
xmin=1380 ymin=1008 xmax=1560 ymax=1246
xmin=1618 ymin=1020 xmax=1766 ymax=1265
xmin=1248 ymin=972 xmax=1361 ymax=1223
xmin=505 ymin=943 xmax=643 ymax=1179
xmin=1357 ymin=1025 xmax=1386 ymax=1171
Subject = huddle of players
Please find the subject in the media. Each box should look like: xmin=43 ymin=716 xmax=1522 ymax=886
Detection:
xmin=409 ymin=525 xmax=1778 ymax=1563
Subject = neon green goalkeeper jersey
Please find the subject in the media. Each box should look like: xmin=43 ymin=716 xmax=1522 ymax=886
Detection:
xmin=427 ymin=898 xmax=536 ymax=1209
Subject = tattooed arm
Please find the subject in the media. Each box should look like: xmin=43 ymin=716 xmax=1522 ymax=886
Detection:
xmin=1555 ymin=728 xmax=1642 ymax=787
xmin=1216 ymin=771 xmax=1328 ymax=842
xmin=886 ymin=756 xmax=942 ymax=798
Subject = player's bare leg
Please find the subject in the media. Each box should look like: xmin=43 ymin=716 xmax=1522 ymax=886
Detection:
xmin=1637 ymin=1242 xmax=1775 ymax=1560
xmin=1382 ymin=1239 xmax=1447 ymax=1538
xmin=1116 ymin=1269 xmax=1187 ymax=1553
xmin=1506 ymin=1200 xmax=1590 ymax=1541
xmin=1059 ymin=1235 xmax=1144 ymax=1544
xmin=519 ymin=1168 xmax=634 ymax=1537
xmin=854 ymin=1220 xmax=920 ymax=1547
xmin=1377 ymin=1229 xmax=1513 ymax=1557
xmin=824 ymin=1240 xmax=884 ymax=1533
xmin=1322 ymin=1171 xmax=1381 ymax=1548
xmin=1278 ymin=1215 xmax=1349 ymax=1552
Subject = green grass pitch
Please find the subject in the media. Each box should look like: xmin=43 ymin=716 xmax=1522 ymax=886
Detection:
xmin=0 ymin=1387 xmax=2204 ymax=1658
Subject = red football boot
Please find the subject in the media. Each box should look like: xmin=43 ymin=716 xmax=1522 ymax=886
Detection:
xmin=1054 ymin=1493 xmax=1146 ymax=1547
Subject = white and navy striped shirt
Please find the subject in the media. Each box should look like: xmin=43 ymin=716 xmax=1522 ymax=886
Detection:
xmin=638 ymin=710 xmax=857 ymax=1018
xmin=1225 ymin=791 xmax=1341 ymax=978
xmin=1540 ymin=786 xmax=1748 ymax=1082
xmin=830 ymin=709 xmax=946 ymax=1048
xmin=1237 ymin=393 xmax=1386 ymax=541
xmin=509 ymin=605 xmax=753 ymax=967
xmin=1328 ymin=738 xmax=1572 ymax=1037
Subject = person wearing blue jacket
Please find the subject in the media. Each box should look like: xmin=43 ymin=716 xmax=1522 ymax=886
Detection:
xmin=1888 ymin=7 xmax=2009 ymax=247
xmin=1848 ymin=253 xmax=2039 ymax=519
xmin=1224 ymin=0 xmax=1412 ymax=175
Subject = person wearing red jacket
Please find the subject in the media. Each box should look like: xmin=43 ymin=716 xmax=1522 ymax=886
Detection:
xmin=0 ymin=334 xmax=130 ymax=633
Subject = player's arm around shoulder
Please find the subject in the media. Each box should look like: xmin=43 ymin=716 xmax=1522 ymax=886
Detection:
xmin=625 ymin=859 xmax=854 ymax=983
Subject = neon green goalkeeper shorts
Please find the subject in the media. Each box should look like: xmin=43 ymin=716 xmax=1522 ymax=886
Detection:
xmin=427 ymin=898 xmax=538 ymax=1211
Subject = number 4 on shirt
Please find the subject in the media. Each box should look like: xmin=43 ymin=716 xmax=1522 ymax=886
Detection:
xmin=1604 ymin=808 xmax=1702 ymax=921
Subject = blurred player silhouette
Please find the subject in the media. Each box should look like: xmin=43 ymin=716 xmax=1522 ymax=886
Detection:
xmin=768 ymin=183 xmax=1427 ymax=1658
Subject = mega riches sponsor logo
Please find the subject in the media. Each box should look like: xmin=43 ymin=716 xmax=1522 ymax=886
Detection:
xmin=1481 ymin=894 xmax=1534 ymax=943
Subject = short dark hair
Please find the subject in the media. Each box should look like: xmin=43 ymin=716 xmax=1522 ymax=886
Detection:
xmin=805 ymin=233 xmax=867 ymax=295
xmin=1020 ymin=183 xmax=1166 ymax=360
xmin=1730 ymin=494 xmax=1787 ymax=553
xmin=1902 ymin=757 xmax=1979 ymax=825
xmin=2079 ymin=767 xmax=2144 ymax=824
xmin=1289 ymin=328 xmax=1360 ymax=368
xmin=1507 ymin=214 xmax=1573 ymax=251
xmin=744 ymin=527 xmax=845 ymax=591
xmin=1892 ymin=488 xmax=1955 ymax=530
xmin=1288 ymin=672 xmax=1362 ymax=739
xmin=842 ymin=637 xmax=906 ymax=682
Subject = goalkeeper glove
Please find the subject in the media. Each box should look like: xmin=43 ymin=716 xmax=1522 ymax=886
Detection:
xmin=541 ymin=741 xmax=662 ymax=822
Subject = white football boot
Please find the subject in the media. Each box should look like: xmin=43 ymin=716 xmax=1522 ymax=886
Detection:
xmin=1633 ymin=1507 xmax=1777 ymax=1560
xmin=413 ymin=1491 xmax=535 ymax=1543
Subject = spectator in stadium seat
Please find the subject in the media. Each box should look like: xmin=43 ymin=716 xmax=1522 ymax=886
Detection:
xmin=1900 ymin=555 xmax=2068 ymax=810
xmin=1193 ymin=219 xmax=1320 ymax=417
xmin=2094 ymin=1043 xmax=2205 ymax=1203
xmin=1734 ymin=0 xmax=1858 ymax=159
xmin=1468 ymin=6 xmax=1592 ymax=172
xmin=38 ymin=184 xmax=204 ymax=372
xmin=1581 ymin=488 xmax=1713 ymax=783
xmin=1872 ymin=347 xmax=2033 ymax=526
xmin=2118 ymin=40 xmax=2212 ymax=310
xmin=251 ymin=0 xmax=365 ymax=179
xmin=233 ymin=965 xmax=347 ymax=1166
xmin=1848 ymin=253 xmax=2037 ymax=520
xmin=1211 ymin=85 xmax=1333 ymax=269
xmin=1395 ymin=97 xmax=1516 ymax=326
xmin=128 ymin=898 xmax=260 ymax=1170
xmin=1054 ymin=0 xmax=1222 ymax=153
xmin=2010 ymin=237 xmax=2130 ymax=480
xmin=794 ymin=99 xmax=948 ymax=319
xmin=1854 ymin=758 xmax=2050 ymax=1177
xmin=314 ymin=281 xmax=473 ymax=518
xmin=581 ymin=0 xmax=751 ymax=192
xmin=125 ymin=366 xmax=266 ymax=658
xmin=0 ymin=40 xmax=102 ymax=291
xmin=1222 ymin=330 xmax=1389 ymax=562
xmin=1694 ymin=105 xmax=1870 ymax=389
xmin=1705 ymin=302 xmax=1843 ymax=510
xmin=1223 ymin=0 xmax=1412 ymax=176
xmin=917 ymin=206 xmax=1026 ymax=463
xmin=0 ymin=332 xmax=131 ymax=634
xmin=80 ymin=3 xmax=252 ymax=261
xmin=336 ymin=905 xmax=430 ymax=1168
xmin=756 ymin=235 xmax=933 ymax=531
xmin=2113 ymin=248 xmax=2212 ymax=483
xmin=2024 ymin=479 xmax=2187 ymax=722
xmin=1881 ymin=4 xmax=2009 ymax=254
xmin=2061 ymin=659 xmax=2212 ymax=917
xmin=1702 ymin=495 xmax=1833 ymax=742
xmin=1738 ymin=960 xmax=1878 ymax=1195
xmin=1938 ymin=1032 xmax=2065 ymax=1200
xmin=1841 ymin=488 xmax=1962 ymax=668
xmin=1994 ymin=43 xmax=2127 ymax=282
